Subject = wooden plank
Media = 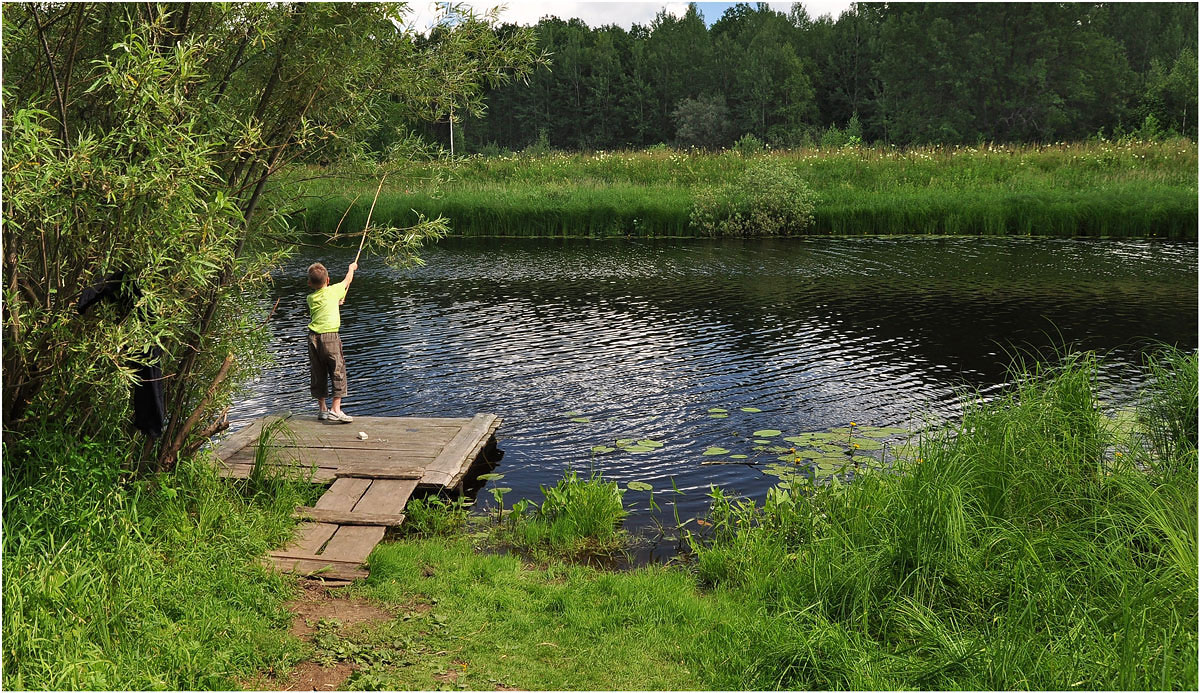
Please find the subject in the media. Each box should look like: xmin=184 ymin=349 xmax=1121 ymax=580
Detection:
xmin=269 ymin=551 xmax=372 ymax=565
xmin=446 ymin=417 xmax=503 ymax=489
xmin=225 ymin=446 xmax=438 ymax=469
xmin=294 ymin=507 xmax=406 ymax=526
xmin=214 ymin=419 xmax=270 ymax=460
xmin=257 ymin=439 xmax=453 ymax=453
xmin=352 ymin=479 xmax=419 ymax=515
xmin=316 ymin=477 xmax=419 ymax=563
xmin=334 ymin=466 xmax=423 ymax=480
xmin=422 ymin=414 xmax=498 ymax=483
xmin=319 ymin=526 xmax=386 ymax=563
xmin=315 ymin=477 xmax=372 ymax=511
xmin=291 ymin=522 xmax=340 ymax=554
xmin=269 ymin=557 xmax=368 ymax=581
xmin=216 ymin=462 xmax=336 ymax=483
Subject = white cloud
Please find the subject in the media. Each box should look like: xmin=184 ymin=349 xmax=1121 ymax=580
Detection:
xmin=401 ymin=1 xmax=855 ymax=32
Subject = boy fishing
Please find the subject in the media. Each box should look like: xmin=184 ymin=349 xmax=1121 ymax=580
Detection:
xmin=306 ymin=260 xmax=357 ymax=422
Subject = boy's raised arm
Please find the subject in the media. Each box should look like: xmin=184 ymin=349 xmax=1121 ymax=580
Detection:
xmin=342 ymin=261 xmax=357 ymax=288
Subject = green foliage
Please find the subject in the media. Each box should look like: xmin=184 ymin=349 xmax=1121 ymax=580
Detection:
xmin=671 ymin=95 xmax=732 ymax=150
xmin=733 ymin=133 xmax=765 ymax=155
xmin=1139 ymin=348 xmax=1199 ymax=473
xmin=461 ymin=2 xmax=1197 ymax=149
xmin=1 ymin=428 xmax=318 ymax=689
xmin=498 ymin=470 xmax=628 ymax=560
xmin=2 ymin=3 xmax=539 ymax=470
xmin=690 ymin=159 xmax=817 ymax=236
xmin=401 ymin=495 xmax=472 ymax=538
xmin=686 ymin=353 xmax=1198 ymax=689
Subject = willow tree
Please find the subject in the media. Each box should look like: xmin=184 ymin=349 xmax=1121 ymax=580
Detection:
xmin=2 ymin=2 xmax=542 ymax=470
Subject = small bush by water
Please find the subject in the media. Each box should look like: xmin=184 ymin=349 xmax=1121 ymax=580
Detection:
xmin=691 ymin=158 xmax=817 ymax=236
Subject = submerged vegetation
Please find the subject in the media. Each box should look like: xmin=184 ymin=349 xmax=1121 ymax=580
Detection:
xmin=294 ymin=139 xmax=1198 ymax=238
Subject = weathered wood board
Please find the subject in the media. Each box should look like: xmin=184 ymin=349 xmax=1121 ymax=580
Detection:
xmin=215 ymin=413 xmax=500 ymax=585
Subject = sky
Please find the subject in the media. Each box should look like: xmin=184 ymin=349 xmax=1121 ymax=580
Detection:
xmin=402 ymin=1 xmax=857 ymax=32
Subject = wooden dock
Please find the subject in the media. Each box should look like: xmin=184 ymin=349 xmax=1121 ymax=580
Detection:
xmin=214 ymin=413 xmax=501 ymax=585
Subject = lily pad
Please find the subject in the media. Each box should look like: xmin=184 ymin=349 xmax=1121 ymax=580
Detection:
xmin=847 ymin=438 xmax=884 ymax=451
xmin=625 ymin=445 xmax=653 ymax=453
xmin=570 ymin=417 xmax=591 ymax=423
xmin=740 ymin=407 xmax=763 ymax=413
xmin=627 ymin=481 xmax=653 ymax=492
xmin=753 ymin=429 xmax=782 ymax=438
xmin=709 ymin=413 xmax=729 ymax=418
xmin=777 ymin=454 xmax=803 ymax=462
xmin=564 ymin=410 xmax=584 ymax=417
xmin=708 ymin=407 xmax=728 ymax=413
xmin=616 ymin=438 xmax=636 ymax=447
xmin=702 ymin=447 xmax=730 ymax=456
xmin=477 ymin=473 xmax=505 ymax=481
xmin=766 ymin=445 xmax=790 ymax=454
xmin=591 ymin=445 xmax=616 ymax=454
xmin=753 ymin=439 xmax=772 ymax=444
xmin=730 ymin=454 xmax=749 ymax=459
xmin=637 ymin=439 xmax=664 ymax=448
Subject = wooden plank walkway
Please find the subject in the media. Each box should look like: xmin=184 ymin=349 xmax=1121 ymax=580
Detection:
xmin=214 ymin=413 xmax=501 ymax=585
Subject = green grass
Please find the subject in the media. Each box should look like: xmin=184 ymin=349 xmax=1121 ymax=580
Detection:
xmin=5 ymin=349 xmax=1195 ymax=690
xmin=289 ymin=139 xmax=1198 ymax=238
xmin=1 ymin=428 xmax=320 ymax=690
xmin=492 ymin=470 xmax=629 ymax=561
xmin=344 ymin=349 xmax=1196 ymax=690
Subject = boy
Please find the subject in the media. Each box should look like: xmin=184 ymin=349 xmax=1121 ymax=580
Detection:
xmin=306 ymin=260 xmax=357 ymax=422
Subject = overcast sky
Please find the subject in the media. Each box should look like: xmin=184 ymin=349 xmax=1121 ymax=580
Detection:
xmin=403 ymin=1 xmax=857 ymax=31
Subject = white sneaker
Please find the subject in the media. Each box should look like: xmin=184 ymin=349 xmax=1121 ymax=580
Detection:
xmin=318 ymin=411 xmax=331 ymax=420
xmin=329 ymin=410 xmax=353 ymax=423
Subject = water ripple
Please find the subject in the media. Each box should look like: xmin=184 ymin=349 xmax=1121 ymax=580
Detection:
xmin=232 ymin=237 xmax=1197 ymax=527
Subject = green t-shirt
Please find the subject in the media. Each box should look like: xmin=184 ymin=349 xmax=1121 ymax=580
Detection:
xmin=307 ymin=282 xmax=348 ymax=333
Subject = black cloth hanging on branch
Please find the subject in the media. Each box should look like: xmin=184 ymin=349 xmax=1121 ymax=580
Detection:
xmin=77 ymin=272 xmax=166 ymax=438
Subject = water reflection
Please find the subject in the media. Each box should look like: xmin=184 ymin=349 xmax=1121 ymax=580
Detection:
xmin=233 ymin=236 xmax=1197 ymax=549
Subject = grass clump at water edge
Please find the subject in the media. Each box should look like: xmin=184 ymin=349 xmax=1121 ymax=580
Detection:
xmin=685 ymin=349 xmax=1197 ymax=689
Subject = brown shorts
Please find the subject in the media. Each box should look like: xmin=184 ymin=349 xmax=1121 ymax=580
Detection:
xmin=308 ymin=331 xmax=347 ymax=399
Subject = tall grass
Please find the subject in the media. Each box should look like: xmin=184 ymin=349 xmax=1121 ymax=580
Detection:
xmin=496 ymin=470 xmax=629 ymax=561
xmin=1 ymin=427 xmax=318 ymax=689
xmin=290 ymin=139 xmax=1197 ymax=238
xmin=687 ymin=350 xmax=1198 ymax=689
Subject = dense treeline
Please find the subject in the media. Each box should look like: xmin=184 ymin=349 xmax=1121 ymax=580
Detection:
xmin=407 ymin=2 xmax=1198 ymax=152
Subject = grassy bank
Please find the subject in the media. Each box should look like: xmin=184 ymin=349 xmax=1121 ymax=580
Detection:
xmin=290 ymin=139 xmax=1198 ymax=238
xmin=1 ymin=432 xmax=319 ymax=689
xmin=321 ymin=350 xmax=1197 ymax=690
xmin=5 ymin=350 xmax=1196 ymax=689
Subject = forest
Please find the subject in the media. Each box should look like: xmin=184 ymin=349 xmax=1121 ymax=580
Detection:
xmin=402 ymin=2 xmax=1199 ymax=153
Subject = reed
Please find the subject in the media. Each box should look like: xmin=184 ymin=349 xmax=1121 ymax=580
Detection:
xmin=687 ymin=349 xmax=1198 ymax=689
xmin=289 ymin=139 xmax=1197 ymax=238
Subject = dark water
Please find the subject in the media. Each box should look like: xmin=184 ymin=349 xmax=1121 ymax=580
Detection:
xmin=232 ymin=237 xmax=1196 ymax=554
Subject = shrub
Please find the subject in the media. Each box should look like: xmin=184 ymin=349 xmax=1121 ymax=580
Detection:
xmin=690 ymin=159 xmax=818 ymax=236
xmin=733 ymin=133 xmax=765 ymax=156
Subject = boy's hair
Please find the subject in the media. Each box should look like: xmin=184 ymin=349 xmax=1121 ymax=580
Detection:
xmin=307 ymin=262 xmax=329 ymax=289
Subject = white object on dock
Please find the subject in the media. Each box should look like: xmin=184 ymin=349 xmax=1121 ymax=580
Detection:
xmin=357 ymin=431 xmax=369 ymax=440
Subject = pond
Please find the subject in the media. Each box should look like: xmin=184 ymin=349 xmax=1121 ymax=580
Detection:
xmin=233 ymin=236 xmax=1197 ymax=555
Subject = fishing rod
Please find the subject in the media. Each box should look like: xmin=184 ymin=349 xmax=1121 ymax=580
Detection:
xmin=355 ymin=174 xmax=388 ymax=266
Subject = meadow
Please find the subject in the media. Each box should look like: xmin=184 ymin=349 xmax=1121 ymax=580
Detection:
xmin=291 ymin=139 xmax=1198 ymax=238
